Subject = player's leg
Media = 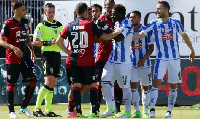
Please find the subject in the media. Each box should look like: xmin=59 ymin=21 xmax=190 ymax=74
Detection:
xmin=115 ymin=64 xmax=132 ymax=118
xmin=20 ymin=57 xmax=38 ymax=118
xmin=71 ymin=66 xmax=84 ymax=117
xmin=131 ymin=67 xmax=142 ymax=118
xmin=165 ymin=60 xmax=181 ymax=118
xmin=95 ymin=61 xmax=106 ymax=113
xmin=114 ymin=81 xmax=123 ymax=114
xmin=100 ymin=61 xmax=116 ymax=118
xmin=6 ymin=64 xmax=20 ymax=118
xmin=149 ymin=60 xmax=167 ymax=118
xmin=139 ymin=68 xmax=152 ymax=118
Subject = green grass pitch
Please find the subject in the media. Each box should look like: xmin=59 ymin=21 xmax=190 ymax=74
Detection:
xmin=0 ymin=104 xmax=200 ymax=119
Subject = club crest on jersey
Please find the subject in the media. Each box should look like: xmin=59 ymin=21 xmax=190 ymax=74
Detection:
xmin=24 ymin=24 xmax=28 ymax=30
xmin=54 ymin=30 xmax=57 ymax=34
xmin=132 ymin=42 xmax=142 ymax=50
xmin=162 ymin=33 xmax=173 ymax=40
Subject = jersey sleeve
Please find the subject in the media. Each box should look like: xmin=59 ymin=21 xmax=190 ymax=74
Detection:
xmin=147 ymin=33 xmax=155 ymax=45
xmin=121 ymin=20 xmax=133 ymax=37
xmin=176 ymin=19 xmax=185 ymax=35
xmin=33 ymin=23 xmax=43 ymax=39
xmin=1 ymin=23 xmax=9 ymax=37
xmin=60 ymin=24 xmax=69 ymax=39
xmin=142 ymin=21 xmax=154 ymax=36
xmin=92 ymin=22 xmax=104 ymax=38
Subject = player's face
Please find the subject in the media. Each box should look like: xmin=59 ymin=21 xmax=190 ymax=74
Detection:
xmin=156 ymin=3 xmax=166 ymax=18
xmin=45 ymin=7 xmax=55 ymax=21
xmin=112 ymin=9 xmax=120 ymax=22
xmin=104 ymin=2 xmax=114 ymax=17
xmin=88 ymin=10 xmax=92 ymax=21
xmin=92 ymin=7 xmax=101 ymax=21
xmin=16 ymin=5 xmax=26 ymax=18
xmin=129 ymin=13 xmax=141 ymax=26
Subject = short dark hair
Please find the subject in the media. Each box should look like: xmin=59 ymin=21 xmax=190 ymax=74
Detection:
xmin=130 ymin=10 xmax=141 ymax=18
xmin=44 ymin=3 xmax=55 ymax=11
xmin=113 ymin=4 xmax=126 ymax=16
xmin=88 ymin=6 xmax=92 ymax=11
xmin=158 ymin=1 xmax=170 ymax=12
xmin=75 ymin=2 xmax=88 ymax=15
xmin=11 ymin=1 xmax=24 ymax=11
xmin=91 ymin=4 xmax=103 ymax=12
xmin=104 ymin=0 xmax=115 ymax=5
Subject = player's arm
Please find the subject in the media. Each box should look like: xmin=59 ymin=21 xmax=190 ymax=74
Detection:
xmin=56 ymin=36 xmax=72 ymax=56
xmin=26 ymin=33 xmax=36 ymax=62
xmin=181 ymin=33 xmax=195 ymax=62
xmin=132 ymin=31 xmax=146 ymax=40
xmin=137 ymin=44 xmax=154 ymax=67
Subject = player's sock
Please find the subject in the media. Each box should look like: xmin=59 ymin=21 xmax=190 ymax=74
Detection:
xmin=68 ymin=100 xmax=75 ymax=112
xmin=131 ymin=89 xmax=140 ymax=111
xmin=45 ymin=86 xmax=54 ymax=113
xmin=7 ymin=83 xmax=16 ymax=113
xmin=168 ymin=89 xmax=177 ymax=112
xmin=123 ymin=88 xmax=132 ymax=112
xmin=114 ymin=85 xmax=123 ymax=113
xmin=34 ymin=85 xmax=48 ymax=111
xmin=21 ymin=81 xmax=37 ymax=108
xmin=150 ymin=87 xmax=158 ymax=109
xmin=90 ymin=87 xmax=97 ymax=113
xmin=96 ymin=85 xmax=102 ymax=112
xmin=142 ymin=90 xmax=150 ymax=114
xmin=101 ymin=81 xmax=115 ymax=108
xmin=73 ymin=87 xmax=82 ymax=114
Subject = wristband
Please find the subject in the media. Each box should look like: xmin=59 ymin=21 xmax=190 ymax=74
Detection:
xmin=102 ymin=24 xmax=109 ymax=30
xmin=43 ymin=41 xmax=51 ymax=46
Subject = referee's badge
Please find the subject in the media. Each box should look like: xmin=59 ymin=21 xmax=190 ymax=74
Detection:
xmin=54 ymin=30 xmax=57 ymax=34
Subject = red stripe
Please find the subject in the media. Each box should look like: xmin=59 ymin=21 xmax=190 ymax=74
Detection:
xmin=96 ymin=85 xmax=101 ymax=90
xmin=114 ymin=85 xmax=122 ymax=89
xmin=90 ymin=87 xmax=97 ymax=91
xmin=28 ymin=81 xmax=37 ymax=87
xmin=68 ymin=101 xmax=75 ymax=106
xmin=73 ymin=87 xmax=81 ymax=91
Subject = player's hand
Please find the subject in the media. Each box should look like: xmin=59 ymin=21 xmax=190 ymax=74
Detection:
xmin=51 ymin=39 xmax=57 ymax=45
xmin=12 ymin=46 xmax=23 ymax=58
xmin=189 ymin=50 xmax=195 ymax=63
xmin=67 ymin=52 xmax=72 ymax=57
xmin=137 ymin=58 xmax=145 ymax=67
xmin=115 ymin=28 xmax=122 ymax=35
xmin=31 ymin=50 xmax=36 ymax=62
xmin=97 ymin=20 xmax=107 ymax=28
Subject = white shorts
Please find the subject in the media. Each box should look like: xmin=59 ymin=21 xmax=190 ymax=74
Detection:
xmin=153 ymin=59 xmax=182 ymax=84
xmin=101 ymin=61 xmax=132 ymax=88
xmin=131 ymin=67 xmax=152 ymax=86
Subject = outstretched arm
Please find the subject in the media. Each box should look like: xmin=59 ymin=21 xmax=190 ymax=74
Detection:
xmin=181 ymin=33 xmax=195 ymax=62
xmin=132 ymin=31 xmax=146 ymax=40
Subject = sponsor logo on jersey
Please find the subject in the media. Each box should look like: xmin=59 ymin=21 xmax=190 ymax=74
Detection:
xmin=132 ymin=42 xmax=142 ymax=50
xmin=162 ymin=33 xmax=173 ymax=40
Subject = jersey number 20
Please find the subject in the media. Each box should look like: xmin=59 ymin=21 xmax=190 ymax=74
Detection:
xmin=71 ymin=31 xmax=88 ymax=48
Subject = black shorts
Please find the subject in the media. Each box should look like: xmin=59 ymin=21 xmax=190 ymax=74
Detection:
xmin=41 ymin=51 xmax=61 ymax=78
xmin=95 ymin=61 xmax=106 ymax=81
xmin=71 ymin=65 xmax=96 ymax=85
xmin=66 ymin=68 xmax=73 ymax=85
xmin=6 ymin=56 xmax=37 ymax=83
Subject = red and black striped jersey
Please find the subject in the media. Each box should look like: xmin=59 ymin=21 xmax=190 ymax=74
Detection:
xmin=60 ymin=17 xmax=104 ymax=67
xmin=1 ymin=18 xmax=29 ymax=64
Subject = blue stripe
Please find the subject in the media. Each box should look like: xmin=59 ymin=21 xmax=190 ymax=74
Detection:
xmin=114 ymin=41 xmax=118 ymax=61
xmin=161 ymin=24 xmax=169 ymax=58
xmin=176 ymin=22 xmax=181 ymax=58
xmin=121 ymin=39 xmax=125 ymax=62
xmin=139 ymin=39 xmax=143 ymax=63
xmin=145 ymin=37 xmax=150 ymax=66
xmin=154 ymin=59 xmax=160 ymax=79
xmin=154 ymin=23 xmax=162 ymax=58
xmin=168 ymin=20 xmax=176 ymax=58
xmin=127 ymin=23 xmax=134 ymax=36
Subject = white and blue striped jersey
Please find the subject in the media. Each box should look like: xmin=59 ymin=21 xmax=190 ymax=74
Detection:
xmin=132 ymin=25 xmax=154 ymax=68
xmin=142 ymin=17 xmax=185 ymax=60
xmin=109 ymin=17 xmax=133 ymax=64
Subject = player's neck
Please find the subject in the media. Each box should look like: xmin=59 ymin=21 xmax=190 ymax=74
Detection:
xmin=160 ymin=15 xmax=169 ymax=23
xmin=47 ymin=18 xmax=54 ymax=22
xmin=13 ymin=15 xmax=21 ymax=22
xmin=134 ymin=24 xmax=141 ymax=31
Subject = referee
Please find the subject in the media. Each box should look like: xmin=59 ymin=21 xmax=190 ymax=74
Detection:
xmin=32 ymin=3 xmax=63 ymax=117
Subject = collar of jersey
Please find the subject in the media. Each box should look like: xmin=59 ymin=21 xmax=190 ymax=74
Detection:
xmin=104 ymin=12 xmax=112 ymax=20
xmin=76 ymin=17 xmax=86 ymax=20
xmin=45 ymin=19 xmax=57 ymax=24
xmin=11 ymin=17 xmax=20 ymax=23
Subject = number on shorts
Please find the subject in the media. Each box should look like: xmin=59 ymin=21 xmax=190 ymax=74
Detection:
xmin=122 ymin=75 xmax=127 ymax=85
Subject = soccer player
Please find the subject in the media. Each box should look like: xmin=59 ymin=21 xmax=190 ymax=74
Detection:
xmin=88 ymin=7 xmax=92 ymax=21
xmin=56 ymin=2 xmax=122 ymax=118
xmin=129 ymin=10 xmax=154 ymax=118
xmin=32 ymin=3 xmax=63 ymax=117
xmin=0 ymin=1 xmax=37 ymax=118
xmin=100 ymin=4 xmax=133 ymax=118
xmin=132 ymin=1 xmax=195 ymax=118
